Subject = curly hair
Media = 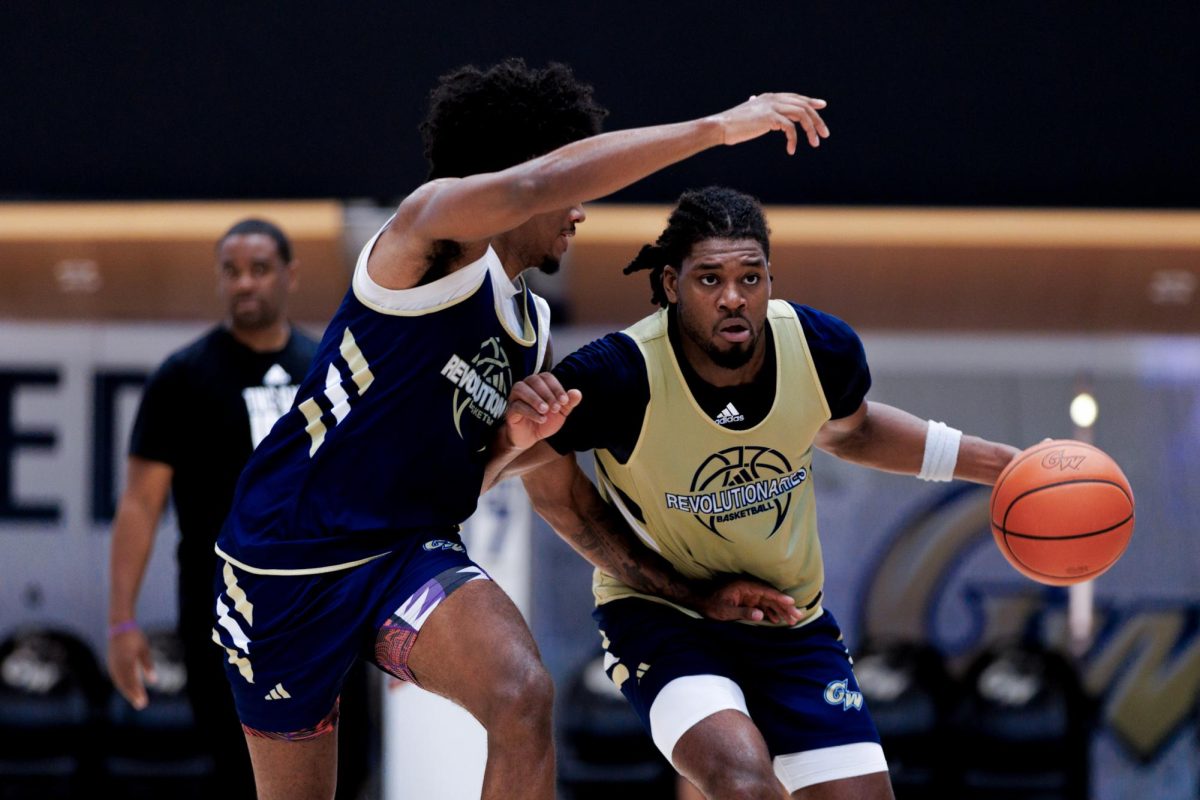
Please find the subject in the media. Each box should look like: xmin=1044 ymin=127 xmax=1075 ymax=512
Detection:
xmin=420 ymin=58 xmax=608 ymax=180
xmin=623 ymin=186 xmax=771 ymax=307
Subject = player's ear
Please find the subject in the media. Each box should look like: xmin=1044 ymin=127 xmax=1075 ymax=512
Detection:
xmin=285 ymin=259 xmax=300 ymax=294
xmin=662 ymin=265 xmax=680 ymax=304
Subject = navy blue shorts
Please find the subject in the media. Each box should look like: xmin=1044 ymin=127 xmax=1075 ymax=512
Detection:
xmin=593 ymin=599 xmax=882 ymax=761
xmin=211 ymin=532 xmax=487 ymax=735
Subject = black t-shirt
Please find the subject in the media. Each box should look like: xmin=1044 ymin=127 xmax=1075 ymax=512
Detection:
xmin=130 ymin=325 xmax=318 ymax=616
xmin=548 ymin=303 xmax=871 ymax=462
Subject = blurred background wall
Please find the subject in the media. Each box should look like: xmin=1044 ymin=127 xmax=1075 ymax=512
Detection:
xmin=1 ymin=3 xmax=1197 ymax=799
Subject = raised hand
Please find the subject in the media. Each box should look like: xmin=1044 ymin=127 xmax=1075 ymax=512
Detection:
xmin=709 ymin=92 xmax=830 ymax=154
xmin=504 ymin=372 xmax=583 ymax=451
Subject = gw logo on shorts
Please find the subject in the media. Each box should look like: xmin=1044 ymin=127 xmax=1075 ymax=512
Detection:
xmin=423 ymin=539 xmax=466 ymax=553
xmin=664 ymin=446 xmax=806 ymax=540
xmin=824 ymin=679 xmax=864 ymax=711
xmin=441 ymin=337 xmax=512 ymax=439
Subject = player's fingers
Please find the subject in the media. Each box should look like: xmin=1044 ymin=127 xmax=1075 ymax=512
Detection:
xmin=779 ymin=100 xmax=829 ymax=146
xmin=518 ymin=373 xmax=558 ymax=402
xmin=775 ymin=92 xmax=827 ymax=109
xmin=516 ymin=374 xmax=563 ymax=411
xmin=776 ymin=114 xmax=798 ymax=155
xmin=560 ymin=388 xmax=583 ymax=413
xmin=507 ymin=400 xmax=547 ymax=425
xmin=746 ymin=585 xmax=797 ymax=606
xmin=727 ymin=601 xmax=765 ymax=622
xmin=510 ymin=380 xmax=553 ymax=414
xmin=806 ymin=106 xmax=830 ymax=140
xmin=115 ymin=668 xmax=148 ymax=710
xmin=789 ymin=106 xmax=821 ymax=148
xmin=532 ymin=372 xmax=571 ymax=406
xmin=749 ymin=590 xmax=802 ymax=624
xmin=139 ymin=650 xmax=158 ymax=690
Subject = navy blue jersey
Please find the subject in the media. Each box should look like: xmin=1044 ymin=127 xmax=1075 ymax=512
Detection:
xmin=548 ymin=303 xmax=870 ymax=461
xmin=218 ymin=238 xmax=549 ymax=572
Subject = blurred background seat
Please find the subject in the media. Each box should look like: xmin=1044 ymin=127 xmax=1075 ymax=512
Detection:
xmin=101 ymin=627 xmax=213 ymax=799
xmin=0 ymin=627 xmax=105 ymax=800
xmin=950 ymin=640 xmax=1091 ymax=800
xmin=855 ymin=639 xmax=960 ymax=798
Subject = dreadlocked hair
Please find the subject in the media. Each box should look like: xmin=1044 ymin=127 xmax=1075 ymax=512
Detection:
xmin=623 ymin=186 xmax=771 ymax=307
xmin=420 ymin=58 xmax=608 ymax=180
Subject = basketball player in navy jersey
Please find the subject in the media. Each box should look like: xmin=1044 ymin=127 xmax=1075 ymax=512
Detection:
xmin=507 ymin=187 xmax=1021 ymax=799
xmin=212 ymin=61 xmax=831 ymax=800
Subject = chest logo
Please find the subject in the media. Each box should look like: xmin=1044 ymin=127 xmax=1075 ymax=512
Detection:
xmin=714 ymin=402 xmax=744 ymax=425
xmin=664 ymin=446 xmax=807 ymax=540
xmin=441 ymin=337 xmax=511 ymax=440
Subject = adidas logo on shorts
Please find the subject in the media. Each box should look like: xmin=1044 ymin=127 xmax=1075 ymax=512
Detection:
xmin=264 ymin=683 xmax=292 ymax=701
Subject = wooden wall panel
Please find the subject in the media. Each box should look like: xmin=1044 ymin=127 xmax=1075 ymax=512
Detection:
xmin=2 ymin=203 xmax=1196 ymax=334
xmin=0 ymin=202 xmax=349 ymax=324
xmin=563 ymin=207 xmax=1200 ymax=333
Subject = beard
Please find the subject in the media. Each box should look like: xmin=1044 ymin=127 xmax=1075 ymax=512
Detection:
xmin=229 ymin=297 xmax=279 ymax=331
xmin=536 ymin=255 xmax=561 ymax=275
xmin=704 ymin=339 xmax=756 ymax=369
xmin=677 ymin=307 xmax=760 ymax=370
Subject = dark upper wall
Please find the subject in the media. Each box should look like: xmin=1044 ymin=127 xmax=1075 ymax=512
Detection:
xmin=2 ymin=2 xmax=1196 ymax=207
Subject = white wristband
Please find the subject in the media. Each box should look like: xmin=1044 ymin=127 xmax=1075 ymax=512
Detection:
xmin=917 ymin=420 xmax=962 ymax=482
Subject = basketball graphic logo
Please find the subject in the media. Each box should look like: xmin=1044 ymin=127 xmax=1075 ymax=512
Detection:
xmin=669 ymin=446 xmax=807 ymax=539
xmin=443 ymin=337 xmax=512 ymax=442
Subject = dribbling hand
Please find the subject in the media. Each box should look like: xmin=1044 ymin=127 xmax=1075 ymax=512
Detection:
xmin=710 ymin=92 xmax=830 ymax=154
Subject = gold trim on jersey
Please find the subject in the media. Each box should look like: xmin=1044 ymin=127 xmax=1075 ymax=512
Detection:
xmin=213 ymin=546 xmax=391 ymax=576
xmin=352 ymin=229 xmax=543 ymax=355
xmin=492 ymin=272 xmax=538 ymax=347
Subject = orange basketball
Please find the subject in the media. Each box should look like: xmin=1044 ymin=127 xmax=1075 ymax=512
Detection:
xmin=990 ymin=439 xmax=1134 ymax=586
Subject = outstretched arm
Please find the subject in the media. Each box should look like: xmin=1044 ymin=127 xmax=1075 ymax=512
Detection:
xmin=815 ymin=400 xmax=1019 ymax=484
xmin=372 ymin=92 xmax=830 ymax=287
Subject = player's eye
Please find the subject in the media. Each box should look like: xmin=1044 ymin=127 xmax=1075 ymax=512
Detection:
xmin=251 ymin=263 xmax=270 ymax=277
xmin=698 ymin=274 xmax=719 ymax=286
xmin=744 ymin=274 xmax=760 ymax=285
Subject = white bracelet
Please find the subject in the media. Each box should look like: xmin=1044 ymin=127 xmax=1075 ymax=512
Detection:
xmin=917 ymin=420 xmax=962 ymax=482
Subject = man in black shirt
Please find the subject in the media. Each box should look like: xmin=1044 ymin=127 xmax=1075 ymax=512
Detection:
xmin=105 ymin=218 xmax=321 ymax=798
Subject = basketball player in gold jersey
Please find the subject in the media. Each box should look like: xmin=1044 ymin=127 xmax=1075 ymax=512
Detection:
xmin=505 ymin=186 xmax=1021 ymax=799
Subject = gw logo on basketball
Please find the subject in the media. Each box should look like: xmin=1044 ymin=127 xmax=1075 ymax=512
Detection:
xmin=665 ymin=446 xmax=806 ymax=540
xmin=441 ymin=337 xmax=511 ymax=438
xmin=1041 ymin=449 xmax=1087 ymax=471
xmin=823 ymin=680 xmax=864 ymax=711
